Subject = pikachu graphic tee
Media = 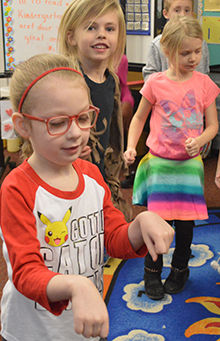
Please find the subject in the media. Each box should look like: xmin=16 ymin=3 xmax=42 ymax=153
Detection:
xmin=0 ymin=159 xmax=144 ymax=341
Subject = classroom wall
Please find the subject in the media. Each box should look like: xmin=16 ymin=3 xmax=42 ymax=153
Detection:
xmin=0 ymin=0 xmax=219 ymax=77
xmin=126 ymin=34 xmax=153 ymax=65
xmin=0 ymin=3 xmax=3 ymax=73
xmin=0 ymin=0 xmax=155 ymax=76
xmin=126 ymin=0 xmax=155 ymax=65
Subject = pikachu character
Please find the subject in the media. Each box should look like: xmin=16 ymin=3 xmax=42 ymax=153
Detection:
xmin=38 ymin=207 xmax=72 ymax=247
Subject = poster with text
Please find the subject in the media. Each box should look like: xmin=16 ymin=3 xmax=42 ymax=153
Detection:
xmin=1 ymin=0 xmax=70 ymax=71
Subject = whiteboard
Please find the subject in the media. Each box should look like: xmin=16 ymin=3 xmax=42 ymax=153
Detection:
xmin=0 ymin=0 xmax=158 ymax=74
xmin=1 ymin=0 xmax=70 ymax=72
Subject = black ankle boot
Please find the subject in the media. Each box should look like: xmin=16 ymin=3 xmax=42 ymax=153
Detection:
xmin=144 ymin=267 xmax=164 ymax=300
xmin=164 ymin=267 xmax=189 ymax=294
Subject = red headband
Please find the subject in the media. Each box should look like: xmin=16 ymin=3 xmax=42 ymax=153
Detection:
xmin=18 ymin=67 xmax=83 ymax=113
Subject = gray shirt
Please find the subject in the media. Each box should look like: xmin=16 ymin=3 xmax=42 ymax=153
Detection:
xmin=142 ymin=34 xmax=210 ymax=81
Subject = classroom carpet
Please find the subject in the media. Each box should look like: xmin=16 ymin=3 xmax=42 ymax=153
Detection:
xmin=103 ymin=208 xmax=220 ymax=341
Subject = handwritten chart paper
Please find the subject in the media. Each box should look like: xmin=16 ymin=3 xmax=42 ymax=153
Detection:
xmin=2 ymin=0 xmax=70 ymax=71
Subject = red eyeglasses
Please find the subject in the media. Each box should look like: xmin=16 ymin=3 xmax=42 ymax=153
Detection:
xmin=21 ymin=105 xmax=99 ymax=136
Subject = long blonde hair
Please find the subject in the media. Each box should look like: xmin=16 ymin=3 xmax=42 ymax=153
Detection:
xmin=58 ymin=0 xmax=126 ymax=72
xmin=10 ymin=53 xmax=89 ymax=159
xmin=160 ymin=16 xmax=203 ymax=77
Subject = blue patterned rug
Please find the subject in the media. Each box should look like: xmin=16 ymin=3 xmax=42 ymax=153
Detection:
xmin=104 ymin=208 xmax=220 ymax=341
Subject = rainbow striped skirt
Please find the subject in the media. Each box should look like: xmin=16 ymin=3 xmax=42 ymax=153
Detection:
xmin=132 ymin=152 xmax=208 ymax=221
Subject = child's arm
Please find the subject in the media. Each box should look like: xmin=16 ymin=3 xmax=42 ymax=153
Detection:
xmin=127 ymin=211 xmax=174 ymax=262
xmin=124 ymin=96 xmax=152 ymax=166
xmin=122 ymin=100 xmax=134 ymax=132
xmin=46 ymin=274 xmax=109 ymax=339
xmin=202 ymin=40 xmax=210 ymax=75
xmin=142 ymin=39 xmax=163 ymax=82
xmin=215 ymin=151 xmax=220 ymax=188
xmin=117 ymin=55 xmax=134 ymax=131
xmin=185 ymin=100 xmax=219 ymax=157
xmin=46 ymin=212 xmax=174 ymax=338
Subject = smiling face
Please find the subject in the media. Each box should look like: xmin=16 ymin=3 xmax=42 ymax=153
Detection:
xmin=25 ymin=76 xmax=91 ymax=169
xmin=39 ymin=207 xmax=71 ymax=247
xmin=67 ymin=11 xmax=119 ymax=69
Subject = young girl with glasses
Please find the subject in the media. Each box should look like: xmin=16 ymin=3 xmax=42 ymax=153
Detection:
xmin=0 ymin=53 xmax=174 ymax=341
xmin=124 ymin=16 xmax=220 ymax=300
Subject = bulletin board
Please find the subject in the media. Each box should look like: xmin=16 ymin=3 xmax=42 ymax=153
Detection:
xmin=198 ymin=0 xmax=220 ymax=66
xmin=202 ymin=17 xmax=220 ymax=43
xmin=126 ymin=0 xmax=151 ymax=35
xmin=204 ymin=0 xmax=220 ymax=12
xmin=1 ymin=0 xmax=70 ymax=73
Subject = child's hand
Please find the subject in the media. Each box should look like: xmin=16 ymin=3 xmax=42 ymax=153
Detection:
xmin=46 ymin=275 xmax=109 ymax=339
xmin=122 ymin=101 xmax=133 ymax=131
xmin=140 ymin=212 xmax=174 ymax=261
xmin=123 ymin=148 xmax=137 ymax=166
xmin=215 ymin=174 xmax=220 ymax=188
xmin=79 ymin=145 xmax=92 ymax=160
xmin=128 ymin=211 xmax=174 ymax=262
xmin=71 ymin=276 xmax=109 ymax=338
xmin=185 ymin=137 xmax=200 ymax=157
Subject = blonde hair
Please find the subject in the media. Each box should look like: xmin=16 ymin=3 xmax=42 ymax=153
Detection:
xmin=160 ymin=16 xmax=203 ymax=76
xmin=10 ymin=53 xmax=89 ymax=159
xmin=58 ymin=0 xmax=126 ymax=72
xmin=163 ymin=0 xmax=194 ymax=12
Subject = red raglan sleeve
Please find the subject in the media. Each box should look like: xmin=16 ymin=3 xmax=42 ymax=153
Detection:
xmin=0 ymin=168 xmax=68 ymax=315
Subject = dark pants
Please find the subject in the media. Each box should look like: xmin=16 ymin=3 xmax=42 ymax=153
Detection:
xmin=145 ymin=220 xmax=194 ymax=270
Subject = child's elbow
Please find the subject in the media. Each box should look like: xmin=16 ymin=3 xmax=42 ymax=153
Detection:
xmin=214 ymin=122 xmax=219 ymax=137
